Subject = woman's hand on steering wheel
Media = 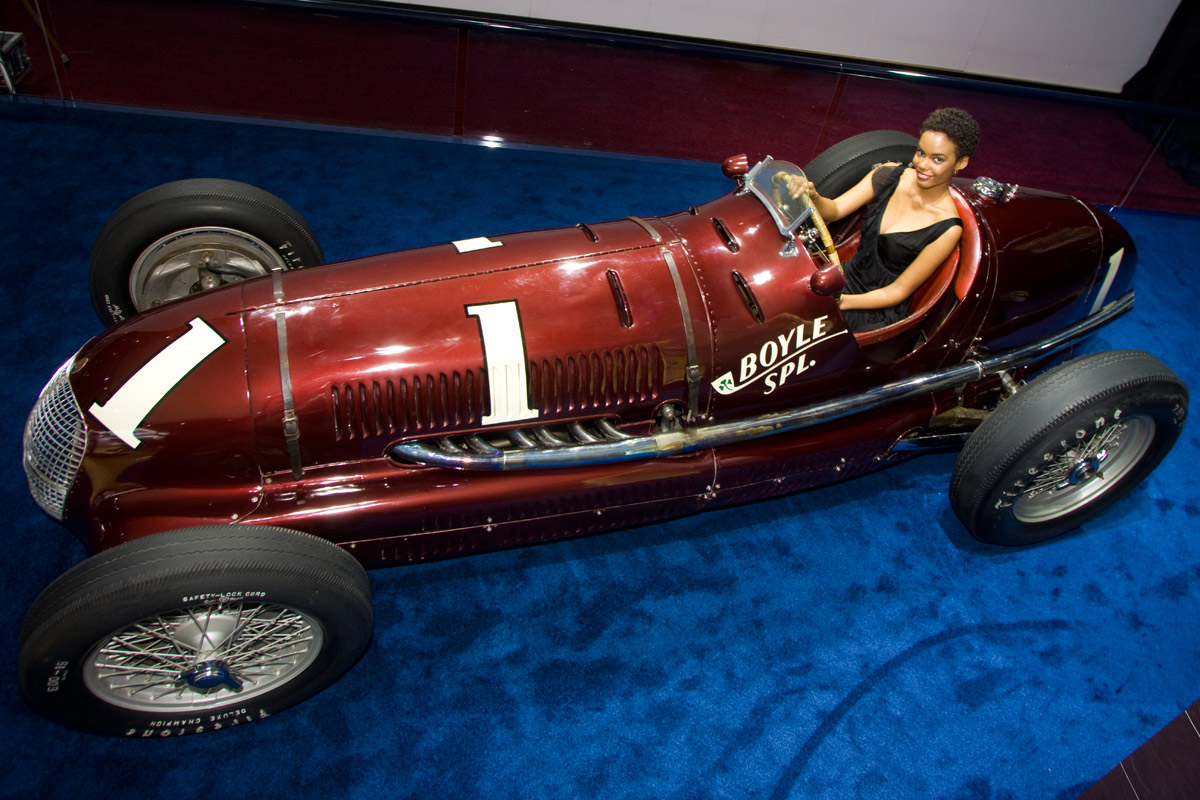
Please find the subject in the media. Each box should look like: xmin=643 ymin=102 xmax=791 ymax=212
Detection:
xmin=787 ymin=175 xmax=839 ymax=269
xmin=783 ymin=174 xmax=815 ymax=200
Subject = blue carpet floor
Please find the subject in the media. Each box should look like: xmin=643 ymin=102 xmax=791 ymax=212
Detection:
xmin=1 ymin=101 xmax=1198 ymax=800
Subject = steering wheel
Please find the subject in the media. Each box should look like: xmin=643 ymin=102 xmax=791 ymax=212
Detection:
xmin=796 ymin=190 xmax=841 ymax=270
xmin=770 ymin=171 xmax=841 ymax=269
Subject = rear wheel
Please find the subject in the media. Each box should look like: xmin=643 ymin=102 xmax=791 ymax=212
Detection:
xmin=950 ymin=351 xmax=1187 ymax=545
xmin=19 ymin=525 xmax=372 ymax=737
xmin=803 ymin=130 xmax=918 ymax=198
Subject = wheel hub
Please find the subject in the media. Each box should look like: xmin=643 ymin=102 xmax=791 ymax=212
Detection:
xmin=1013 ymin=416 xmax=1154 ymax=524
xmin=179 ymin=660 xmax=244 ymax=692
xmin=129 ymin=227 xmax=288 ymax=312
xmin=1068 ymin=453 xmax=1104 ymax=485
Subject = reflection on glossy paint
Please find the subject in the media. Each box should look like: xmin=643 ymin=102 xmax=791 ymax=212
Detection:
xmin=308 ymin=484 xmax=364 ymax=499
xmin=557 ymin=259 xmax=595 ymax=275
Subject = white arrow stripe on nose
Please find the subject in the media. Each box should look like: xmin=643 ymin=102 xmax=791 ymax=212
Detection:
xmin=89 ymin=317 xmax=226 ymax=448
xmin=1089 ymin=248 xmax=1124 ymax=317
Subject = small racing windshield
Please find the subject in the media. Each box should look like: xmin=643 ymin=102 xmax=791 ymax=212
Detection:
xmin=745 ymin=157 xmax=814 ymax=237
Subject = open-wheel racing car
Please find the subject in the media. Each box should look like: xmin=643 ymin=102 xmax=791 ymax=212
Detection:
xmin=20 ymin=131 xmax=1188 ymax=737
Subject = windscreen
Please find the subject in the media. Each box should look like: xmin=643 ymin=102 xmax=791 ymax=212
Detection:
xmin=745 ymin=157 xmax=814 ymax=236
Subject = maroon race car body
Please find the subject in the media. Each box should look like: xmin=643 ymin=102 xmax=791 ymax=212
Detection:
xmin=38 ymin=160 xmax=1132 ymax=560
xmin=20 ymin=145 xmax=1184 ymax=738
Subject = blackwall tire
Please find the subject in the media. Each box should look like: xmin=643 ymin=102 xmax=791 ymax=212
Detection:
xmin=950 ymin=350 xmax=1188 ymax=546
xmin=18 ymin=525 xmax=372 ymax=737
xmin=803 ymin=130 xmax=918 ymax=198
xmin=90 ymin=179 xmax=323 ymax=326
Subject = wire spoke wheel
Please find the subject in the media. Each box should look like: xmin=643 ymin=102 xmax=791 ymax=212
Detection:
xmin=951 ymin=350 xmax=1187 ymax=545
xmin=83 ymin=600 xmax=323 ymax=712
xmin=1013 ymin=414 xmax=1155 ymax=524
xmin=19 ymin=525 xmax=372 ymax=737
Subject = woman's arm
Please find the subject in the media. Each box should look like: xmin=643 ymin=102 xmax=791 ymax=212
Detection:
xmin=837 ymin=224 xmax=962 ymax=311
xmin=786 ymin=164 xmax=890 ymax=222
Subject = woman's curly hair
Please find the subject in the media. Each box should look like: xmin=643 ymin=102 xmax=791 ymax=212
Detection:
xmin=921 ymin=108 xmax=980 ymax=159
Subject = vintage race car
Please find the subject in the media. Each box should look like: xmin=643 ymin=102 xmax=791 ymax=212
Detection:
xmin=19 ymin=131 xmax=1188 ymax=737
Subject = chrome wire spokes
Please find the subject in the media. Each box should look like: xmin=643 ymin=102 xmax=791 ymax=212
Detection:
xmin=84 ymin=601 xmax=322 ymax=712
xmin=1014 ymin=415 xmax=1155 ymax=523
xmin=1022 ymin=421 xmax=1127 ymax=499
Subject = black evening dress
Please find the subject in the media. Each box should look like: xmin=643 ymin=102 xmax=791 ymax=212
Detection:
xmin=841 ymin=165 xmax=962 ymax=333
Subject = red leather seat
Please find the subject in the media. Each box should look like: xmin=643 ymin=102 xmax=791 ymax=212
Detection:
xmin=852 ymin=187 xmax=980 ymax=347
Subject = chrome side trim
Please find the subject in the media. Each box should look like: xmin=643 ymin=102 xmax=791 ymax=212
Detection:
xmin=661 ymin=247 xmax=701 ymax=422
xmin=890 ymin=430 xmax=975 ymax=454
xmin=391 ymin=292 xmax=1133 ymax=471
xmin=273 ymin=271 xmax=303 ymax=479
xmin=625 ymin=216 xmax=662 ymax=242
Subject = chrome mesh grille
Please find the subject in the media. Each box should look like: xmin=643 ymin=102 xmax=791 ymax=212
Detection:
xmin=24 ymin=358 xmax=86 ymax=520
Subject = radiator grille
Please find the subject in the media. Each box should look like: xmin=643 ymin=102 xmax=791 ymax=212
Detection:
xmin=24 ymin=357 xmax=86 ymax=519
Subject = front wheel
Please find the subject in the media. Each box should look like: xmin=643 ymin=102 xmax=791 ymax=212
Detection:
xmin=950 ymin=350 xmax=1188 ymax=545
xmin=18 ymin=525 xmax=372 ymax=737
xmin=90 ymin=179 xmax=323 ymax=326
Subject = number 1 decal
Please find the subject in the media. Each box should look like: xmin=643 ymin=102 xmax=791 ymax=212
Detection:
xmin=466 ymin=301 xmax=539 ymax=426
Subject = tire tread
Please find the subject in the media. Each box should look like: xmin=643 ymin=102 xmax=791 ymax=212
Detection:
xmin=20 ymin=525 xmax=370 ymax=651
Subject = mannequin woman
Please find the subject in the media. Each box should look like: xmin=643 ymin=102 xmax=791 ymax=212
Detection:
xmin=791 ymin=108 xmax=980 ymax=332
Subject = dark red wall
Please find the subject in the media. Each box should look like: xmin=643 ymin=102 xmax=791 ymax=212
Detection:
xmin=5 ymin=0 xmax=1197 ymax=214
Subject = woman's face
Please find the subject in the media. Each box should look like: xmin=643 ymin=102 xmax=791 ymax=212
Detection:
xmin=912 ymin=130 xmax=968 ymax=189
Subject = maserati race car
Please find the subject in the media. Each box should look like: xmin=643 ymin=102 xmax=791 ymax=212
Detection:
xmin=19 ymin=131 xmax=1188 ymax=737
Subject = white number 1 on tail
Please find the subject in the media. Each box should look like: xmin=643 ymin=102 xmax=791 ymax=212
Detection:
xmin=466 ymin=301 xmax=539 ymax=426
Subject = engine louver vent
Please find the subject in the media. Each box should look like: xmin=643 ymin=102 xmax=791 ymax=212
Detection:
xmin=331 ymin=345 xmax=664 ymax=441
xmin=332 ymin=369 xmax=486 ymax=441
xmin=528 ymin=344 xmax=663 ymax=414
